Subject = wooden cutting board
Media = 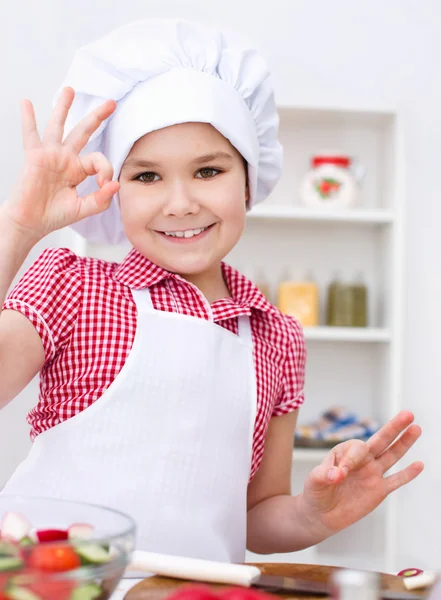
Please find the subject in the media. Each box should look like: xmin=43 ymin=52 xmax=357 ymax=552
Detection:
xmin=124 ymin=562 xmax=423 ymax=600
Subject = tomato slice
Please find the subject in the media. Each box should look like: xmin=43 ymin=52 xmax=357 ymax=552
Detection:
xmin=221 ymin=588 xmax=275 ymax=600
xmin=26 ymin=578 xmax=76 ymax=600
xmin=167 ymin=585 xmax=219 ymax=600
xmin=28 ymin=545 xmax=81 ymax=572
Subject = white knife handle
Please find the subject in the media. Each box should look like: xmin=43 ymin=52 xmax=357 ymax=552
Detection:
xmin=127 ymin=551 xmax=262 ymax=587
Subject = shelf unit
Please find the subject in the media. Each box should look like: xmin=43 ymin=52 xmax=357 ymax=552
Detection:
xmin=234 ymin=104 xmax=404 ymax=573
xmin=84 ymin=103 xmax=404 ymax=574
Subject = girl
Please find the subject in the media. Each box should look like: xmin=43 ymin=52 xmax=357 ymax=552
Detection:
xmin=0 ymin=19 xmax=423 ymax=562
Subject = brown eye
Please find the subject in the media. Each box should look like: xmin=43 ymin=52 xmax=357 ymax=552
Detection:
xmin=196 ymin=168 xmax=219 ymax=179
xmin=138 ymin=172 xmax=159 ymax=183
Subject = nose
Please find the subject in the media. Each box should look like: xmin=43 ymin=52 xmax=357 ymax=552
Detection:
xmin=163 ymin=181 xmax=200 ymax=218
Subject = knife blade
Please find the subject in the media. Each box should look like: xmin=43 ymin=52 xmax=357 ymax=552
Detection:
xmin=254 ymin=574 xmax=428 ymax=599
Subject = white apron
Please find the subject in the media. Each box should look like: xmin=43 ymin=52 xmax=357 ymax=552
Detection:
xmin=1 ymin=288 xmax=257 ymax=563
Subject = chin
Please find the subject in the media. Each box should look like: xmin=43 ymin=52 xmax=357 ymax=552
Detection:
xmin=164 ymin=258 xmax=216 ymax=276
xmin=152 ymin=250 xmax=220 ymax=275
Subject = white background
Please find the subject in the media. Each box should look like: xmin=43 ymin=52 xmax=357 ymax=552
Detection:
xmin=0 ymin=0 xmax=440 ymax=570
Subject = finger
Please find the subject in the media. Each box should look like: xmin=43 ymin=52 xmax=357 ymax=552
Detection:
xmin=79 ymin=152 xmax=115 ymax=187
xmin=366 ymin=411 xmax=415 ymax=457
xmin=64 ymin=99 xmax=117 ymax=155
xmin=21 ymin=99 xmax=41 ymax=150
xmin=76 ymin=181 xmax=120 ymax=221
xmin=308 ymin=449 xmax=343 ymax=486
xmin=384 ymin=461 xmax=424 ymax=495
xmin=43 ymin=87 xmax=75 ymax=144
xmin=377 ymin=424 xmax=422 ymax=473
xmin=333 ymin=439 xmax=370 ymax=477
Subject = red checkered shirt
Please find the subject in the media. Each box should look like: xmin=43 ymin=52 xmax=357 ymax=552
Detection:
xmin=4 ymin=247 xmax=306 ymax=480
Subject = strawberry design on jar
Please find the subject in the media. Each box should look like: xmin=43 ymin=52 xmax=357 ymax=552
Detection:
xmin=315 ymin=177 xmax=342 ymax=199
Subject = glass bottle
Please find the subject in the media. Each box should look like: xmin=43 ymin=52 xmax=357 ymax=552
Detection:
xmin=326 ymin=273 xmax=353 ymax=327
xmin=350 ymin=272 xmax=368 ymax=327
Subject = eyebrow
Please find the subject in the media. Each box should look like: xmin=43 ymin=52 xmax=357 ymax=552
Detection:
xmin=121 ymin=158 xmax=160 ymax=170
xmin=122 ymin=151 xmax=235 ymax=171
xmin=190 ymin=152 xmax=234 ymax=164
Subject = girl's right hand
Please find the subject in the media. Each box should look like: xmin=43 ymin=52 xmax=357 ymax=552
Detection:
xmin=3 ymin=86 xmax=120 ymax=242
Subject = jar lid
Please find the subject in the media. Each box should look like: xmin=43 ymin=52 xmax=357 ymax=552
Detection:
xmin=312 ymin=155 xmax=351 ymax=168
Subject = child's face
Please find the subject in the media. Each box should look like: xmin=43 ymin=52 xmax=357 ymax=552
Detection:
xmin=118 ymin=122 xmax=248 ymax=277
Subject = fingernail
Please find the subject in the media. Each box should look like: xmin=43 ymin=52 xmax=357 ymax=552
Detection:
xmin=328 ymin=468 xmax=338 ymax=482
xmin=342 ymin=466 xmax=349 ymax=477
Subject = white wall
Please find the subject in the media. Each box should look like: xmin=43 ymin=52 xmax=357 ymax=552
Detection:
xmin=1 ymin=0 xmax=440 ymax=570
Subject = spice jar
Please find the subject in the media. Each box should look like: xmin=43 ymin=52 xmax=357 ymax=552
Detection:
xmin=277 ymin=273 xmax=319 ymax=327
xmin=351 ymin=273 xmax=368 ymax=327
xmin=326 ymin=274 xmax=353 ymax=327
xmin=326 ymin=273 xmax=368 ymax=327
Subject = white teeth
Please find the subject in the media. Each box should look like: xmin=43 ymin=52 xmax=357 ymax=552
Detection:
xmin=164 ymin=227 xmax=208 ymax=239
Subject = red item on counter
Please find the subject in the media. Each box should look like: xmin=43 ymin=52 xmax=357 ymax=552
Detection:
xmin=397 ymin=568 xmax=424 ymax=578
xmin=167 ymin=585 xmax=277 ymax=600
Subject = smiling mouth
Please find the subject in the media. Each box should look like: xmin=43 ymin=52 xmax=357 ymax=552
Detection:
xmin=156 ymin=224 xmax=215 ymax=239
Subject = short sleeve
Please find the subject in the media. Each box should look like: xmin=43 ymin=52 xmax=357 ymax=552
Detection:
xmin=272 ymin=315 xmax=306 ymax=416
xmin=2 ymin=247 xmax=82 ymax=363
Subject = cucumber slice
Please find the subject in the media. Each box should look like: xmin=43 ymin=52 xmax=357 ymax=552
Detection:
xmin=0 ymin=540 xmax=19 ymax=557
xmin=6 ymin=587 xmax=40 ymax=600
xmin=71 ymin=583 xmax=103 ymax=600
xmin=19 ymin=536 xmax=34 ymax=547
xmin=75 ymin=543 xmax=111 ymax=565
xmin=0 ymin=556 xmax=23 ymax=571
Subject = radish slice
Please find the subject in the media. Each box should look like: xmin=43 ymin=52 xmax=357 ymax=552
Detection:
xmin=398 ymin=568 xmax=424 ymax=578
xmin=36 ymin=529 xmax=69 ymax=543
xmin=67 ymin=523 xmax=94 ymax=540
xmin=0 ymin=512 xmax=31 ymax=541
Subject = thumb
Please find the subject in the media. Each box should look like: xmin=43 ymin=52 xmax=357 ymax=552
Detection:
xmin=76 ymin=180 xmax=120 ymax=220
xmin=308 ymin=449 xmax=342 ymax=488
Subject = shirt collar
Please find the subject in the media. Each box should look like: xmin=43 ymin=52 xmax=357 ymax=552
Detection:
xmin=114 ymin=248 xmax=174 ymax=288
xmin=220 ymin=263 xmax=277 ymax=315
xmin=114 ymin=248 xmax=277 ymax=315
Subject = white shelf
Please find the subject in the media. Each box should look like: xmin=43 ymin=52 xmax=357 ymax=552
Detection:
xmin=247 ymin=205 xmax=395 ymax=225
xmin=303 ymin=326 xmax=391 ymax=343
xmin=293 ymin=448 xmax=328 ymax=462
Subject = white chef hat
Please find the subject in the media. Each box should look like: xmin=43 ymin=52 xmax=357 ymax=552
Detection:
xmin=57 ymin=18 xmax=283 ymax=244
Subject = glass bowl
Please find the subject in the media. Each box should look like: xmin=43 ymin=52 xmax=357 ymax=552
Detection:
xmin=0 ymin=495 xmax=136 ymax=599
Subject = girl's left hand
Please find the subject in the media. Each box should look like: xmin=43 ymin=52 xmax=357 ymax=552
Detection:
xmin=301 ymin=411 xmax=424 ymax=536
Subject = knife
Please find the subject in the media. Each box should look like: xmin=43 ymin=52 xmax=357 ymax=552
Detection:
xmin=126 ymin=551 xmax=428 ymax=600
xmin=255 ymin=573 xmax=427 ymax=599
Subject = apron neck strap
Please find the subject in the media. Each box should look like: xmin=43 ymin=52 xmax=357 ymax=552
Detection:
xmin=131 ymin=287 xmax=154 ymax=309
xmin=132 ymin=287 xmax=253 ymax=345
xmin=237 ymin=315 xmax=252 ymax=345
